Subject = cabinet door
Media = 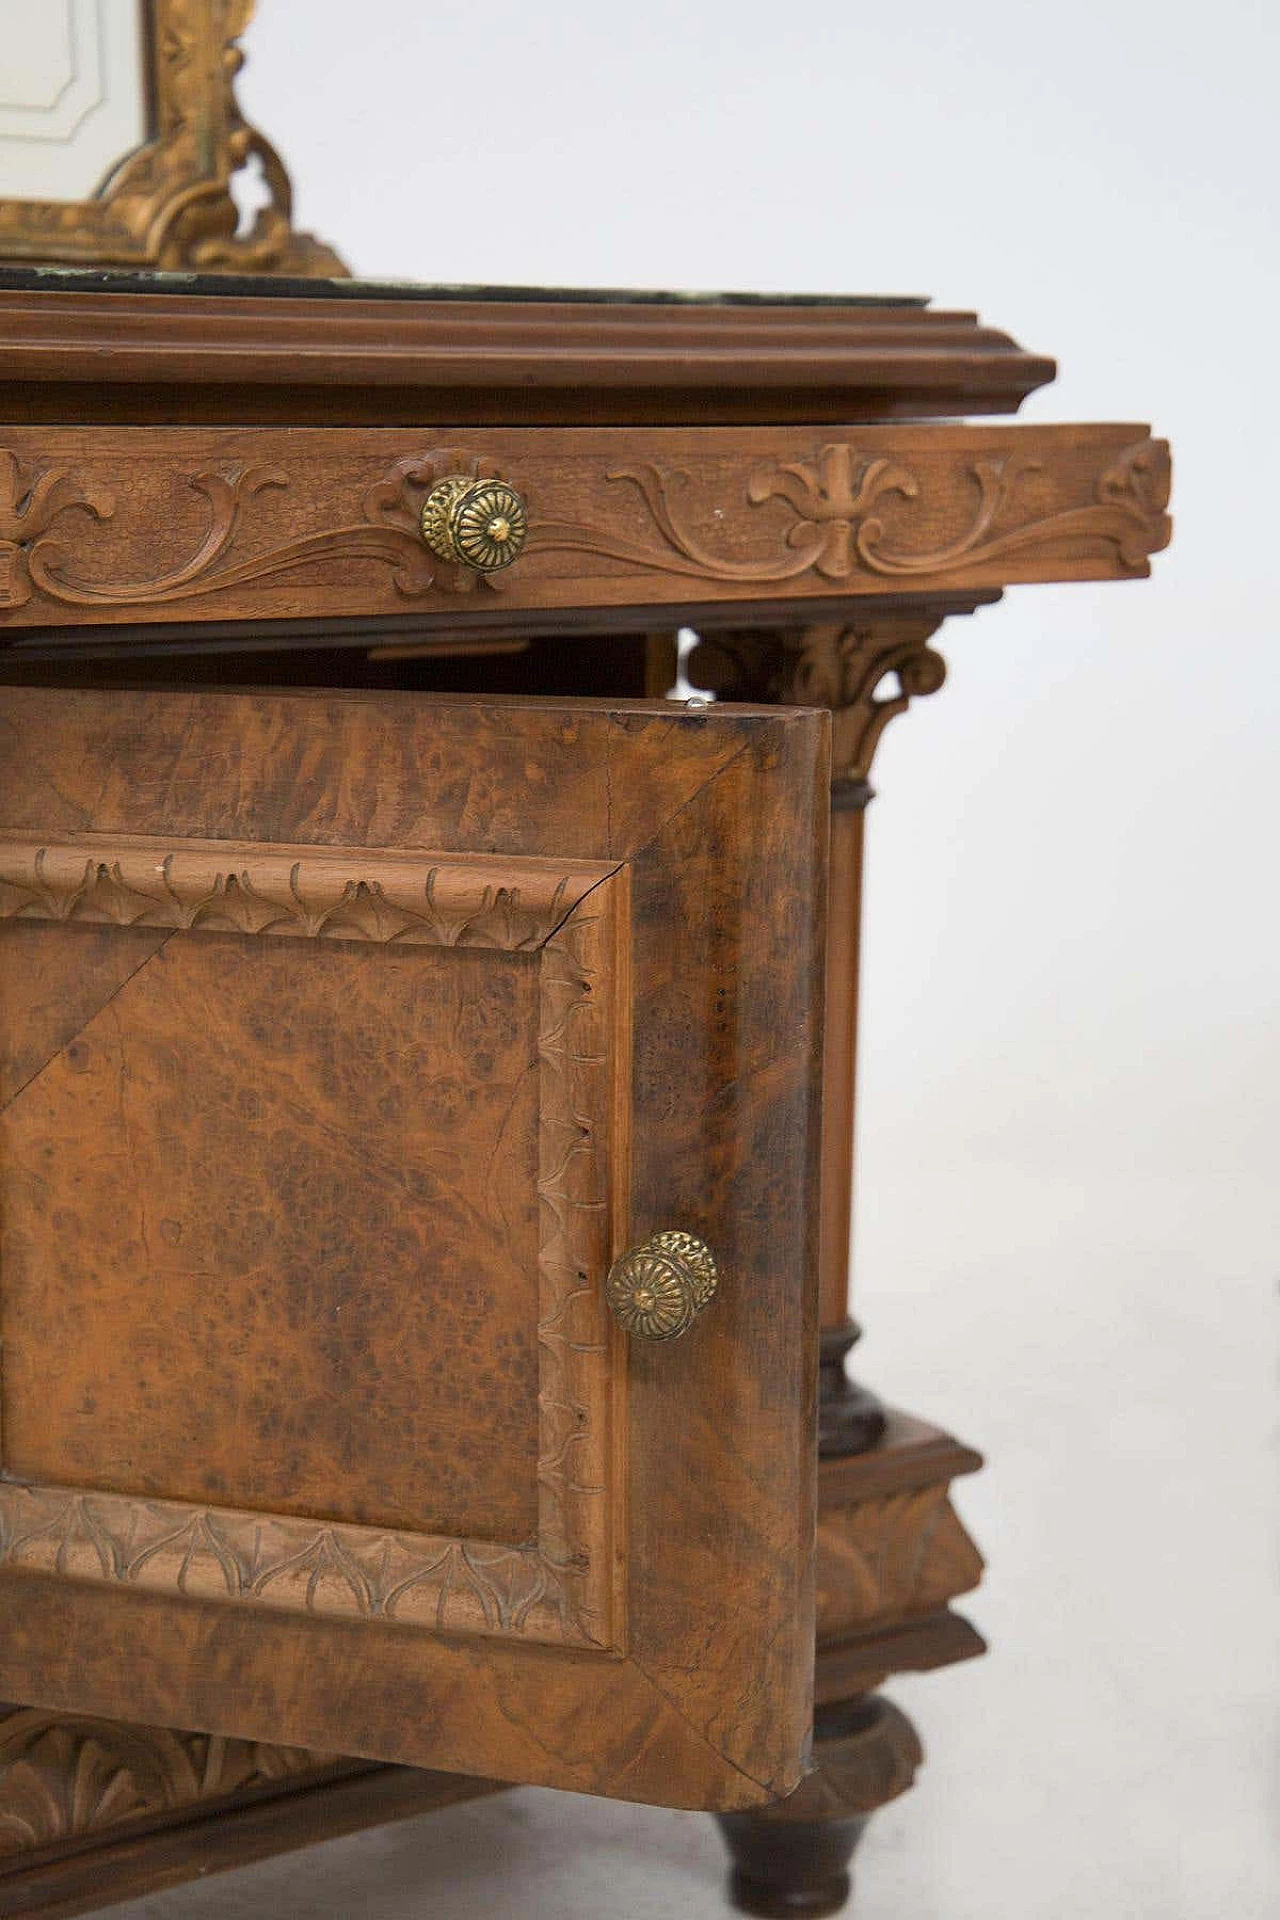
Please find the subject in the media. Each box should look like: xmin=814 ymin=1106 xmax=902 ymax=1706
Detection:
xmin=0 ymin=687 xmax=827 ymax=1811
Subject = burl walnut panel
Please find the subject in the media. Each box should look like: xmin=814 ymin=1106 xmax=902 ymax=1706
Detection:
xmin=0 ymin=688 xmax=827 ymax=1810
xmin=0 ymin=835 xmax=621 ymax=1650
xmin=1 ymin=930 xmax=542 ymax=1541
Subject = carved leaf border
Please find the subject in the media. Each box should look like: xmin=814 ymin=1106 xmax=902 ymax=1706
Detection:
xmin=0 ymin=837 xmax=594 ymax=950
xmin=0 ymin=838 xmax=624 ymax=1651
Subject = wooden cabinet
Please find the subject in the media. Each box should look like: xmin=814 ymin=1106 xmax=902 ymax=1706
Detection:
xmin=0 ymin=270 xmax=1169 ymax=1918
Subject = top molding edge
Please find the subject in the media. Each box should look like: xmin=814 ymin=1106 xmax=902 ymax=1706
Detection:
xmin=0 ymin=286 xmax=1057 ymax=428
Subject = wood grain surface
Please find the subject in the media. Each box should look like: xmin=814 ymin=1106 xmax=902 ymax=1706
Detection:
xmin=2 ymin=933 xmax=544 ymax=1540
xmin=0 ymin=287 xmax=1054 ymax=426
xmin=0 ymin=1709 xmax=498 ymax=1920
xmin=0 ymin=424 xmax=1170 ymax=633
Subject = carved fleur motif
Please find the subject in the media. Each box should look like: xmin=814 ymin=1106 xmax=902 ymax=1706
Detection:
xmin=537 ymin=437 xmax=1170 ymax=588
xmin=0 ymin=452 xmax=112 ymax=610
xmin=745 ymin=444 xmax=917 ymax=579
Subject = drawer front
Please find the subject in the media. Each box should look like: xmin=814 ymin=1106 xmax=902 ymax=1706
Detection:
xmin=0 ymin=423 xmax=1170 ymax=633
xmin=0 ymin=687 xmax=827 ymax=1810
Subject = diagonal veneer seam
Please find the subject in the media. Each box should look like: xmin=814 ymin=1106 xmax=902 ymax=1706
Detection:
xmin=0 ymin=930 xmax=175 ymax=1119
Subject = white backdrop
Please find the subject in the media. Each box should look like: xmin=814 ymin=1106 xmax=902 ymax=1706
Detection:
xmin=234 ymin=6 xmax=1276 ymax=1915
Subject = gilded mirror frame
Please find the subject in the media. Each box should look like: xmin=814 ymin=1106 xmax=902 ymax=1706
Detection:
xmin=0 ymin=0 xmax=344 ymax=275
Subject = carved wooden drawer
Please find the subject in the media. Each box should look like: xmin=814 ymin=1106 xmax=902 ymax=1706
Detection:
xmin=0 ymin=684 xmax=827 ymax=1811
xmin=0 ymin=423 xmax=1170 ymax=634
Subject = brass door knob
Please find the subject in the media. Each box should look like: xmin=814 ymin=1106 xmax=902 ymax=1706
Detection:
xmin=605 ymin=1231 xmax=719 ymax=1341
xmin=420 ymin=476 xmax=528 ymax=573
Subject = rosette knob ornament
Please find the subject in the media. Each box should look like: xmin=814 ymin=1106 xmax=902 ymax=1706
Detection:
xmin=419 ymin=475 xmax=528 ymax=573
xmin=605 ymin=1230 xmax=720 ymax=1341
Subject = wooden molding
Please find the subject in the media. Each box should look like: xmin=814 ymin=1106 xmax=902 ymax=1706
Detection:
xmin=0 ymin=1710 xmax=499 ymax=1918
xmin=0 ymin=835 xmax=601 ymax=949
xmin=815 ymin=1612 xmax=987 ymax=1706
xmin=543 ymin=438 xmax=1168 ymax=585
xmin=0 ymin=1 xmax=345 ymax=276
xmin=816 ymin=1487 xmax=984 ymax=1644
xmin=0 ymin=1775 xmax=501 ymax=1919
xmin=0 ymin=288 xmax=1055 ymax=426
xmin=0 ymin=1705 xmax=341 ymax=1860
xmin=815 ymin=1412 xmax=985 ymax=1648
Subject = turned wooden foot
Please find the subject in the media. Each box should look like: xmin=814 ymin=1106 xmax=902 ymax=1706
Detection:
xmin=716 ymin=1695 xmax=921 ymax=1918
xmin=717 ymin=1809 xmax=868 ymax=1917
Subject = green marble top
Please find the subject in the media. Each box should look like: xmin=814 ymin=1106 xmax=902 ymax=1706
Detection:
xmin=0 ymin=265 xmax=923 ymax=307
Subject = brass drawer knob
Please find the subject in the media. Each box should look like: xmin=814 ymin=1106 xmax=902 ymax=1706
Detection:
xmin=605 ymin=1230 xmax=719 ymax=1341
xmin=420 ymin=475 xmax=528 ymax=573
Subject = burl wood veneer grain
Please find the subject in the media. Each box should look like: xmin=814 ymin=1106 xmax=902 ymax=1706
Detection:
xmin=0 ymin=686 xmax=827 ymax=1810
xmin=1 ymin=932 xmax=542 ymax=1540
xmin=0 ymin=921 xmax=169 ymax=1109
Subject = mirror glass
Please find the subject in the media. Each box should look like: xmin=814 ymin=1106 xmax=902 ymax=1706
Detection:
xmin=0 ymin=0 xmax=147 ymax=204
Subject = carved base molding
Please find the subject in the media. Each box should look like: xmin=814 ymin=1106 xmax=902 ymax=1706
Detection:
xmin=713 ymin=1413 xmax=984 ymax=1917
xmin=0 ymin=1411 xmax=983 ymax=1913
xmin=815 ymin=1410 xmax=986 ymax=1702
xmin=0 ymin=1705 xmax=499 ymax=1919
xmin=0 ymin=1707 xmax=340 ymax=1861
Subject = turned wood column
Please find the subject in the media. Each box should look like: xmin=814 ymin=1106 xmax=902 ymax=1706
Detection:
xmin=688 ymin=600 xmax=987 ymax=1453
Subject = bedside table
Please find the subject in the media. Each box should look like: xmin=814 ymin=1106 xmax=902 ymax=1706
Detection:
xmin=0 ymin=269 xmax=1169 ymax=1917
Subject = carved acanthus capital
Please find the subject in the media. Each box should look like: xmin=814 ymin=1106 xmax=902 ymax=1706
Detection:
xmin=686 ymin=612 xmax=950 ymax=784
